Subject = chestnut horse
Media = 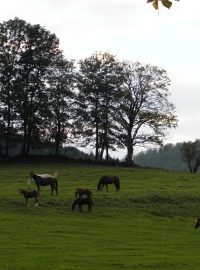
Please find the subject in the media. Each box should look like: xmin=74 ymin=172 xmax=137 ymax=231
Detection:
xmin=97 ymin=176 xmax=120 ymax=192
xmin=28 ymin=171 xmax=58 ymax=195
xmin=72 ymin=197 xmax=93 ymax=212
xmin=19 ymin=189 xmax=39 ymax=207
xmin=75 ymin=188 xmax=92 ymax=198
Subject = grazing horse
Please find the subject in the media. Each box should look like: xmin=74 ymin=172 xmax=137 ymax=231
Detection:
xmin=75 ymin=188 xmax=92 ymax=198
xmin=72 ymin=197 xmax=93 ymax=212
xmin=97 ymin=175 xmax=120 ymax=192
xmin=195 ymin=218 xmax=200 ymax=229
xmin=19 ymin=189 xmax=39 ymax=207
xmin=28 ymin=171 xmax=58 ymax=195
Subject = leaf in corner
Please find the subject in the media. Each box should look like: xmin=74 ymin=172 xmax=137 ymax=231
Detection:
xmin=161 ymin=0 xmax=172 ymax=8
xmin=152 ymin=0 xmax=159 ymax=9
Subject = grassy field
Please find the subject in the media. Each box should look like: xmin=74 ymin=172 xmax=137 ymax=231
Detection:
xmin=1 ymin=163 xmax=200 ymax=270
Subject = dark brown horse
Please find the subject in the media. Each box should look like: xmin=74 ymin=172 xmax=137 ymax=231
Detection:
xmin=72 ymin=197 xmax=93 ymax=212
xmin=97 ymin=175 xmax=120 ymax=192
xmin=195 ymin=218 xmax=200 ymax=229
xmin=75 ymin=188 xmax=92 ymax=198
xmin=19 ymin=189 xmax=39 ymax=207
xmin=28 ymin=171 xmax=58 ymax=195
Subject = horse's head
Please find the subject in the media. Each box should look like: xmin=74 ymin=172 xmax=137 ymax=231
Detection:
xmin=19 ymin=189 xmax=25 ymax=194
xmin=97 ymin=183 xmax=100 ymax=191
xmin=97 ymin=178 xmax=102 ymax=191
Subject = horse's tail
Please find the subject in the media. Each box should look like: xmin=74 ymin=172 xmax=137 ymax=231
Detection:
xmin=54 ymin=178 xmax=58 ymax=191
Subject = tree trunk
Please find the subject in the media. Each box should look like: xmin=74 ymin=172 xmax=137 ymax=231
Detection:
xmin=95 ymin=118 xmax=99 ymax=162
xmin=126 ymin=130 xmax=134 ymax=166
xmin=55 ymin=125 xmax=61 ymax=156
xmin=99 ymin=144 xmax=105 ymax=162
xmin=5 ymin=106 xmax=11 ymax=157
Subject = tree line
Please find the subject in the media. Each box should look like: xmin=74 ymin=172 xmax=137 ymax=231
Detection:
xmin=135 ymin=139 xmax=200 ymax=173
xmin=0 ymin=18 xmax=177 ymax=165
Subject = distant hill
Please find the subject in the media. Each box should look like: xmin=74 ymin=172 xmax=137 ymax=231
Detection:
xmin=134 ymin=143 xmax=188 ymax=171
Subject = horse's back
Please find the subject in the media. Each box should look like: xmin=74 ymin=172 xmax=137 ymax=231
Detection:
xmin=37 ymin=174 xmax=55 ymax=179
xmin=101 ymin=175 xmax=117 ymax=183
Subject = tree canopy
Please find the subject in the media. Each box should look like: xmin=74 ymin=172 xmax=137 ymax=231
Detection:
xmin=0 ymin=18 xmax=178 ymax=164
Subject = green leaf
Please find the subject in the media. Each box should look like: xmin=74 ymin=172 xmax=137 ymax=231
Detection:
xmin=153 ymin=0 xmax=159 ymax=9
xmin=161 ymin=0 xmax=172 ymax=8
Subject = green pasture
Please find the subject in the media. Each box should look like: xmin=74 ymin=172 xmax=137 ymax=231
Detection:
xmin=1 ymin=164 xmax=200 ymax=270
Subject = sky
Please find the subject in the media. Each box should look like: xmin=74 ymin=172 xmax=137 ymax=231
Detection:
xmin=0 ymin=0 xmax=200 ymax=158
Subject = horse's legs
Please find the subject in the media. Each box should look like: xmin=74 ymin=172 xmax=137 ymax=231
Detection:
xmin=79 ymin=204 xmax=83 ymax=212
xmin=88 ymin=204 xmax=91 ymax=212
xmin=37 ymin=185 xmax=40 ymax=192
xmin=106 ymin=184 xmax=108 ymax=192
xmin=101 ymin=184 xmax=104 ymax=191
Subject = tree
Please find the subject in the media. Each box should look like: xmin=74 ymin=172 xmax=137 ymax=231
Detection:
xmin=0 ymin=18 xmax=62 ymax=156
xmin=181 ymin=140 xmax=200 ymax=173
xmin=45 ymin=55 xmax=75 ymax=156
xmin=75 ymin=52 xmax=124 ymax=162
xmin=114 ymin=62 xmax=177 ymax=166
xmin=0 ymin=18 xmax=23 ymax=156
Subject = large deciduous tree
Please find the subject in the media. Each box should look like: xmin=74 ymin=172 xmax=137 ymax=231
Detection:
xmin=45 ymin=55 xmax=75 ymax=156
xmin=0 ymin=17 xmax=62 ymax=156
xmin=0 ymin=18 xmax=25 ymax=156
xmin=75 ymin=52 xmax=124 ymax=162
xmin=115 ymin=62 xmax=177 ymax=165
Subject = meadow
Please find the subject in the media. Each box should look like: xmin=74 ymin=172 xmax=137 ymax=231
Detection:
xmin=1 ymin=163 xmax=200 ymax=270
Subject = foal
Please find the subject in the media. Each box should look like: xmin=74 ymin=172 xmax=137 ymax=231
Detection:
xmin=19 ymin=189 xmax=39 ymax=207
xmin=72 ymin=197 xmax=93 ymax=212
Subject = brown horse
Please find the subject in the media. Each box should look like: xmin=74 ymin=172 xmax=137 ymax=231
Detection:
xmin=97 ymin=176 xmax=120 ymax=192
xmin=72 ymin=197 xmax=93 ymax=212
xmin=19 ymin=189 xmax=39 ymax=207
xmin=28 ymin=171 xmax=58 ymax=195
xmin=75 ymin=188 xmax=92 ymax=198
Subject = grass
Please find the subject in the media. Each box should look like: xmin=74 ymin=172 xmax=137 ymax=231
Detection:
xmin=1 ymin=163 xmax=200 ymax=269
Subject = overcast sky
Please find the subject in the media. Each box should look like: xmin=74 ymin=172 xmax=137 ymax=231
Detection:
xmin=0 ymin=0 xmax=200 ymax=157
